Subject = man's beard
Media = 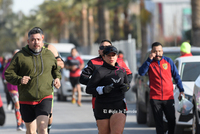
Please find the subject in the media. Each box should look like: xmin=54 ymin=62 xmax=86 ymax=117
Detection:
xmin=154 ymin=55 xmax=162 ymax=60
xmin=33 ymin=48 xmax=42 ymax=53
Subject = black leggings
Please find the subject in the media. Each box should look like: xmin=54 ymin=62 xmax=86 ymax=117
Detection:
xmin=0 ymin=107 xmax=6 ymax=126
xmin=4 ymin=83 xmax=14 ymax=109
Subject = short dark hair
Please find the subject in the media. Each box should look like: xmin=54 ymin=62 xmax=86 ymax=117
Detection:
xmin=151 ymin=42 xmax=162 ymax=49
xmin=100 ymin=39 xmax=112 ymax=46
xmin=28 ymin=27 xmax=43 ymax=37
xmin=118 ymin=50 xmax=123 ymax=54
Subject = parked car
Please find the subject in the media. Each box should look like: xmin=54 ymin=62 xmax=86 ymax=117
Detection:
xmin=134 ymin=46 xmax=200 ymax=129
xmin=172 ymin=56 xmax=200 ymax=133
xmin=192 ymin=74 xmax=200 ymax=134
xmin=51 ymin=43 xmax=75 ymax=61
xmin=57 ymin=54 xmax=97 ymax=101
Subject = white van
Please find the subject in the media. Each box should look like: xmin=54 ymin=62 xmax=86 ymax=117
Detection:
xmin=51 ymin=43 xmax=75 ymax=61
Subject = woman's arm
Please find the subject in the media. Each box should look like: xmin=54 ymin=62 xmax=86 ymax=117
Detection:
xmin=86 ymin=69 xmax=101 ymax=95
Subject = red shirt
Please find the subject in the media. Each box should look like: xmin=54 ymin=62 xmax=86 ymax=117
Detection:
xmin=66 ymin=56 xmax=84 ymax=77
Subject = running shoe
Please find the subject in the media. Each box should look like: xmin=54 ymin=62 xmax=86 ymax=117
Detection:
xmin=71 ymin=98 xmax=76 ymax=104
xmin=77 ymin=101 xmax=82 ymax=107
xmin=17 ymin=123 xmax=26 ymax=131
xmin=7 ymin=104 xmax=12 ymax=111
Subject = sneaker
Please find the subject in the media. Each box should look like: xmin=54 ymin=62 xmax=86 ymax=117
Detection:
xmin=71 ymin=98 xmax=76 ymax=104
xmin=7 ymin=104 xmax=12 ymax=111
xmin=17 ymin=123 xmax=26 ymax=131
xmin=77 ymin=101 xmax=82 ymax=107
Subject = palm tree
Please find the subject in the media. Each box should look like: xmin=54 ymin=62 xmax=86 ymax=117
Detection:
xmin=97 ymin=0 xmax=110 ymax=42
xmin=140 ymin=0 xmax=151 ymax=63
xmin=88 ymin=7 xmax=95 ymax=46
xmin=81 ymin=3 xmax=88 ymax=46
xmin=191 ymin=0 xmax=200 ymax=46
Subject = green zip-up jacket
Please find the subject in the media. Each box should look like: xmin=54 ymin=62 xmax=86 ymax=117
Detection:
xmin=5 ymin=45 xmax=61 ymax=102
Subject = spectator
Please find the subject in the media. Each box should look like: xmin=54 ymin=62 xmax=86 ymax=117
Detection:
xmin=180 ymin=42 xmax=193 ymax=57
xmin=139 ymin=42 xmax=185 ymax=134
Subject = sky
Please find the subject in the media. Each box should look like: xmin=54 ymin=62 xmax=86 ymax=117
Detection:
xmin=12 ymin=0 xmax=45 ymax=15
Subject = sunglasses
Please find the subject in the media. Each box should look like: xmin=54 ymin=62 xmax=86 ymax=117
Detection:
xmin=99 ymin=46 xmax=108 ymax=50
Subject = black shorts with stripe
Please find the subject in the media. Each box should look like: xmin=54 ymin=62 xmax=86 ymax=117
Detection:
xmin=20 ymin=98 xmax=52 ymax=122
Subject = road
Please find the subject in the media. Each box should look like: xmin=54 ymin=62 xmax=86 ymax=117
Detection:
xmin=0 ymin=77 xmax=157 ymax=134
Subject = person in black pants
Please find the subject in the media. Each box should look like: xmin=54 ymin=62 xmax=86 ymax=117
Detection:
xmin=2 ymin=58 xmax=14 ymax=111
xmin=86 ymin=46 xmax=130 ymax=134
xmin=138 ymin=42 xmax=185 ymax=134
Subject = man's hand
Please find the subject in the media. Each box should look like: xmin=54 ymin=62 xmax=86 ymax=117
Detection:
xmin=178 ymin=92 xmax=185 ymax=101
xmin=54 ymin=78 xmax=61 ymax=89
xmin=21 ymin=76 xmax=31 ymax=84
xmin=120 ymin=83 xmax=130 ymax=93
xmin=149 ymin=52 xmax=156 ymax=60
xmin=103 ymin=83 xmax=114 ymax=94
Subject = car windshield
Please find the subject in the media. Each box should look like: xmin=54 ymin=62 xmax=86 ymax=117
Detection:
xmin=59 ymin=52 xmax=71 ymax=58
xmin=163 ymin=52 xmax=181 ymax=61
xmin=83 ymin=59 xmax=89 ymax=66
xmin=180 ymin=62 xmax=200 ymax=81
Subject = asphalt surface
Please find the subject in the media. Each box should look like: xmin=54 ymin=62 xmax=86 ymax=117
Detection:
xmin=0 ymin=77 xmax=158 ymax=134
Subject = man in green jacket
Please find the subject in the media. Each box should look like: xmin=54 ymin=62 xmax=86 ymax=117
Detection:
xmin=5 ymin=27 xmax=61 ymax=134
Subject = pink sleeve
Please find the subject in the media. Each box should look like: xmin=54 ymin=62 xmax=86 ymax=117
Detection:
xmin=2 ymin=62 xmax=10 ymax=80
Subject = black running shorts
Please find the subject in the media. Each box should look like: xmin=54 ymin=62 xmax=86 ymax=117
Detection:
xmin=20 ymin=98 xmax=52 ymax=122
xmin=70 ymin=77 xmax=80 ymax=88
xmin=94 ymin=100 xmax=127 ymax=120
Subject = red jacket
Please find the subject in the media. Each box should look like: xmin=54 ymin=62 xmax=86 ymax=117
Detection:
xmin=139 ymin=56 xmax=184 ymax=100
xmin=180 ymin=53 xmax=193 ymax=57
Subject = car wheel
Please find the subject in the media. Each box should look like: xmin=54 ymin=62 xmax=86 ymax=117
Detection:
xmin=147 ymin=100 xmax=155 ymax=127
xmin=192 ymin=99 xmax=200 ymax=134
xmin=136 ymin=100 xmax=147 ymax=124
xmin=57 ymin=85 xmax=67 ymax=101
xmin=174 ymin=125 xmax=184 ymax=134
xmin=57 ymin=93 xmax=61 ymax=101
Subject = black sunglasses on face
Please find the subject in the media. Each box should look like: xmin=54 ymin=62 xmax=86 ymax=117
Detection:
xmin=99 ymin=46 xmax=107 ymax=50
